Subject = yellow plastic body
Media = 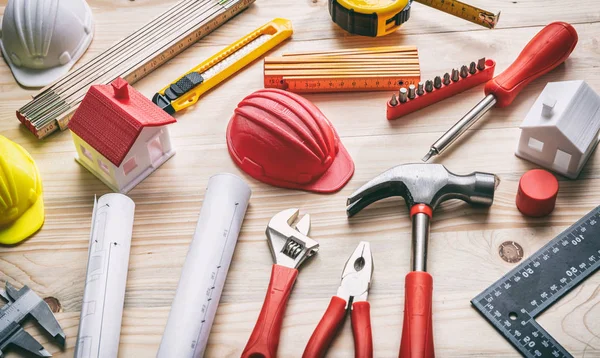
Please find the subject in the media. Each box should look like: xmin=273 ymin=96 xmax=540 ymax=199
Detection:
xmin=0 ymin=136 xmax=44 ymax=244
xmin=157 ymin=18 xmax=293 ymax=112
xmin=336 ymin=0 xmax=410 ymax=36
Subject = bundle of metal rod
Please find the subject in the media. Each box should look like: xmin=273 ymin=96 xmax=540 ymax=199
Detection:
xmin=264 ymin=46 xmax=420 ymax=93
xmin=17 ymin=0 xmax=255 ymax=139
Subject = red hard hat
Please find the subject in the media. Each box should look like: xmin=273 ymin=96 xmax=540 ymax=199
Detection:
xmin=226 ymin=89 xmax=354 ymax=193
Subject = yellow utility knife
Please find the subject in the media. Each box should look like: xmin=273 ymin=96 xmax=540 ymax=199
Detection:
xmin=153 ymin=18 xmax=293 ymax=114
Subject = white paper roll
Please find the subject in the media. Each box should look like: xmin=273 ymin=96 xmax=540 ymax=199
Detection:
xmin=75 ymin=193 xmax=135 ymax=358
xmin=157 ymin=173 xmax=251 ymax=358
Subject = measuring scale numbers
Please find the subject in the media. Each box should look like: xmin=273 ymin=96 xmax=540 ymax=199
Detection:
xmin=472 ymin=206 xmax=600 ymax=358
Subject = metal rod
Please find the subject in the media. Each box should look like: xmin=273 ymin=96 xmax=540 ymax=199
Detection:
xmin=422 ymin=94 xmax=497 ymax=161
xmin=411 ymin=213 xmax=430 ymax=272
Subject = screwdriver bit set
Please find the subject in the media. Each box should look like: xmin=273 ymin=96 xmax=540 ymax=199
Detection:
xmin=387 ymin=58 xmax=496 ymax=120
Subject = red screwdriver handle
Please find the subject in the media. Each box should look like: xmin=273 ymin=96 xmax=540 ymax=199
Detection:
xmin=351 ymin=301 xmax=374 ymax=358
xmin=484 ymin=22 xmax=578 ymax=108
xmin=302 ymin=296 xmax=347 ymax=358
xmin=399 ymin=272 xmax=434 ymax=358
xmin=242 ymin=264 xmax=299 ymax=358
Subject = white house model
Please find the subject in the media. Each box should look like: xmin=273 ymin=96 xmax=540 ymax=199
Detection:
xmin=68 ymin=78 xmax=177 ymax=193
xmin=516 ymin=80 xmax=600 ymax=179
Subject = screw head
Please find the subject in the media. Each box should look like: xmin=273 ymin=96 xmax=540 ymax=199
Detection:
xmin=499 ymin=241 xmax=524 ymax=263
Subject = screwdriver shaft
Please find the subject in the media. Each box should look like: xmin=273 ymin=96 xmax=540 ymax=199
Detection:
xmin=422 ymin=95 xmax=497 ymax=161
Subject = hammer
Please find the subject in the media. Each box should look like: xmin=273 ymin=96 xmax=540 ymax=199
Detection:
xmin=346 ymin=163 xmax=498 ymax=358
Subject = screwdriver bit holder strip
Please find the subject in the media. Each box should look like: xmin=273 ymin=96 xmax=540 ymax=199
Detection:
xmin=387 ymin=59 xmax=496 ymax=120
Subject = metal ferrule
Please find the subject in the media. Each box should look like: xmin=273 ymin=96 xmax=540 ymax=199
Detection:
xmin=411 ymin=213 xmax=430 ymax=272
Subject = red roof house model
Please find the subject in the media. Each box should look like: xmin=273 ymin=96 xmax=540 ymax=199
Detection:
xmin=69 ymin=78 xmax=177 ymax=194
xmin=69 ymin=78 xmax=176 ymax=167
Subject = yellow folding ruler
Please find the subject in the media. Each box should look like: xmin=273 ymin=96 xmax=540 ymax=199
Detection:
xmin=415 ymin=0 xmax=500 ymax=29
xmin=153 ymin=18 xmax=293 ymax=113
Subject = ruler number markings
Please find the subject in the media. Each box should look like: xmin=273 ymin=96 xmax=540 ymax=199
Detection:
xmin=473 ymin=206 xmax=600 ymax=358
xmin=199 ymin=203 xmax=239 ymax=326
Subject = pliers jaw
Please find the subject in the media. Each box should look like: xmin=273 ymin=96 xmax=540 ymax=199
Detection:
xmin=336 ymin=241 xmax=374 ymax=308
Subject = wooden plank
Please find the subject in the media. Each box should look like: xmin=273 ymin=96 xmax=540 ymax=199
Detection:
xmin=0 ymin=0 xmax=598 ymax=357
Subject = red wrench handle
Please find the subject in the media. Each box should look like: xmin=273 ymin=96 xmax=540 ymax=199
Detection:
xmin=242 ymin=264 xmax=298 ymax=358
xmin=399 ymin=272 xmax=434 ymax=358
xmin=484 ymin=22 xmax=578 ymax=107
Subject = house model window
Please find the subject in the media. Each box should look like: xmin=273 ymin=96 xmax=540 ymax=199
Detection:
xmin=148 ymin=136 xmax=164 ymax=167
xmin=98 ymin=159 xmax=111 ymax=176
xmin=527 ymin=137 xmax=544 ymax=152
xmin=68 ymin=77 xmax=177 ymax=193
xmin=123 ymin=157 xmax=137 ymax=176
xmin=553 ymin=150 xmax=572 ymax=172
xmin=81 ymin=144 xmax=93 ymax=161
xmin=516 ymin=80 xmax=600 ymax=179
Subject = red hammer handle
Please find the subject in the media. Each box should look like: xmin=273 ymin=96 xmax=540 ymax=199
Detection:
xmin=484 ymin=22 xmax=578 ymax=107
xmin=242 ymin=264 xmax=298 ymax=358
xmin=399 ymin=272 xmax=434 ymax=358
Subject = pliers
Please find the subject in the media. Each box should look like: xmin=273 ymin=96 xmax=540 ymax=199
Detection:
xmin=303 ymin=241 xmax=374 ymax=358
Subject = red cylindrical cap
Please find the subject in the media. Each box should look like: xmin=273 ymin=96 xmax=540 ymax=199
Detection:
xmin=516 ymin=169 xmax=559 ymax=217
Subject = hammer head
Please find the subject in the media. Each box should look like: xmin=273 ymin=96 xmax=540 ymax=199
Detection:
xmin=347 ymin=163 xmax=499 ymax=217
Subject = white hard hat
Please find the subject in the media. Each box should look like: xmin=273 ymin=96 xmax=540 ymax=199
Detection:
xmin=0 ymin=0 xmax=94 ymax=88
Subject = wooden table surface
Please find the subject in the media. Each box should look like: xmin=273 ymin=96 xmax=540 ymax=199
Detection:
xmin=1 ymin=0 xmax=599 ymax=357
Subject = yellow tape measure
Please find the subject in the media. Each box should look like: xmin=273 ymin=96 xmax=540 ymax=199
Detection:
xmin=153 ymin=18 xmax=293 ymax=113
xmin=329 ymin=0 xmax=499 ymax=37
xmin=415 ymin=0 xmax=500 ymax=29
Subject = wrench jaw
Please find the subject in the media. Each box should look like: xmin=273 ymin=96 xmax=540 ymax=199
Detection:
xmin=266 ymin=209 xmax=319 ymax=269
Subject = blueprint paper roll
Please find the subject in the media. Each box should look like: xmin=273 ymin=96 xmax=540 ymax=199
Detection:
xmin=158 ymin=173 xmax=251 ymax=358
xmin=75 ymin=193 xmax=135 ymax=358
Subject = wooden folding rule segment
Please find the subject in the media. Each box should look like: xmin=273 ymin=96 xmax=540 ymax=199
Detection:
xmin=264 ymin=46 xmax=420 ymax=93
xmin=16 ymin=0 xmax=255 ymax=139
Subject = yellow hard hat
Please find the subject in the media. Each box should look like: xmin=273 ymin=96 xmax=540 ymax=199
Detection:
xmin=0 ymin=136 xmax=44 ymax=244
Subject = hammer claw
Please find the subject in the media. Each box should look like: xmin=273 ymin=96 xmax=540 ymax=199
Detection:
xmin=346 ymin=164 xmax=497 ymax=218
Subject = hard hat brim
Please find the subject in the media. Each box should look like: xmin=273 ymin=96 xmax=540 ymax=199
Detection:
xmin=298 ymin=142 xmax=355 ymax=193
xmin=0 ymin=15 xmax=94 ymax=88
xmin=0 ymin=189 xmax=44 ymax=245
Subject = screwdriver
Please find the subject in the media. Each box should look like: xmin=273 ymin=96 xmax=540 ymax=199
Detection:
xmin=422 ymin=22 xmax=579 ymax=162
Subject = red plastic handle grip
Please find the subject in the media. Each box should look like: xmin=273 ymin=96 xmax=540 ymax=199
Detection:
xmin=399 ymin=272 xmax=434 ymax=358
xmin=484 ymin=22 xmax=578 ymax=108
xmin=302 ymin=296 xmax=347 ymax=358
xmin=241 ymin=264 xmax=299 ymax=358
xmin=351 ymin=301 xmax=373 ymax=358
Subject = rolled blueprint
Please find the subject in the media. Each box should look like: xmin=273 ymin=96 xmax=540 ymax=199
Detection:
xmin=75 ymin=193 xmax=135 ymax=358
xmin=157 ymin=173 xmax=251 ymax=357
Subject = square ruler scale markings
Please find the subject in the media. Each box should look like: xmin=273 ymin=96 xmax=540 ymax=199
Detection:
xmin=472 ymin=206 xmax=600 ymax=358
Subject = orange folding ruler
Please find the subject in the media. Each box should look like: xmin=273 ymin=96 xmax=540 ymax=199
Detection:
xmin=264 ymin=46 xmax=420 ymax=93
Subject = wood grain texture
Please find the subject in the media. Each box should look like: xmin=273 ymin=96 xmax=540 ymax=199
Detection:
xmin=0 ymin=0 xmax=599 ymax=357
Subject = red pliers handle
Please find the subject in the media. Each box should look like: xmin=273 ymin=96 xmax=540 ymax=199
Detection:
xmin=303 ymin=296 xmax=372 ymax=358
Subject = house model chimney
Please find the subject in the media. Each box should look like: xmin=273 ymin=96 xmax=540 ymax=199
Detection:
xmin=112 ymin=78 xmax=130 ymax=100
xmin=541 ymin=96 xmax=556 ymax=118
